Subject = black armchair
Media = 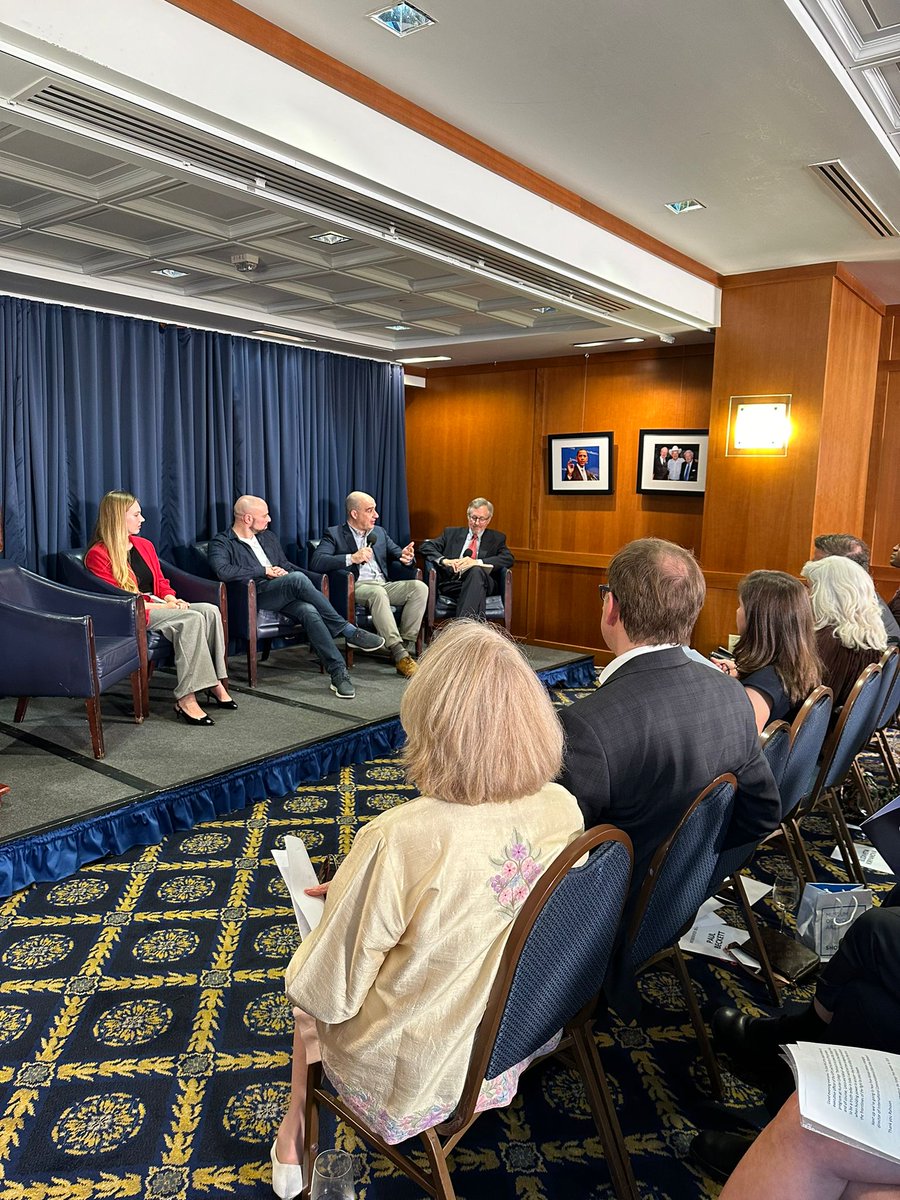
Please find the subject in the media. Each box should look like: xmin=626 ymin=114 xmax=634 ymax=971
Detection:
xmin=307 ymin=539 xmax=424 ymax=667
xmin=186 ymin=542 xmax=330 ymax=688
xmin=421 ymin=560 xmax=512 ymax=644
xmin=0 ymin=563 xmax=144 ymax=758
xmin=57 ymin=547 xmax=227 ymax=714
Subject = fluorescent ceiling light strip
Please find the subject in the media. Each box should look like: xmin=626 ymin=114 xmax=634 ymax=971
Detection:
xmin=0 ymin=40 xmax=713 ymax=334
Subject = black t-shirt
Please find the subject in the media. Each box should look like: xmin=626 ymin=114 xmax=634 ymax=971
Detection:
xmin=741 ymin=664 xmax=792 ymax=721
xmin=128 ymin=545 xmax=154 ymax=595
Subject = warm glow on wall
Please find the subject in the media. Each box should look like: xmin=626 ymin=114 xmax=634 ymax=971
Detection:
xmin=726 ymin=395 xmax=791 ymax=457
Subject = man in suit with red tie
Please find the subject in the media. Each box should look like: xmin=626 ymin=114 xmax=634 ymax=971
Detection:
xmin=419 ymin=498 xmax=514 ymax=620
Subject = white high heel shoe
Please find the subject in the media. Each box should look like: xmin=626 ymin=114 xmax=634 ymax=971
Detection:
xmin=270 ymin=1142 xmax=305 ymax=1199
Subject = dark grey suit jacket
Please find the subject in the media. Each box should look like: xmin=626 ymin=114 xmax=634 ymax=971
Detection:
xmin=311 ymin=523 xmax=403 ymax=581
xmin=419 ymin=527 xmax=514 ymax=572
xmin=559 ymin=647 xmax=780 ymax=902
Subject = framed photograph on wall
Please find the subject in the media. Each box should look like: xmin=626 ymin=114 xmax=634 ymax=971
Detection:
xmin=547 ymin=431 xmax=614 ymax=495
xmin=637 ymin=428 xmax=709 ymax=495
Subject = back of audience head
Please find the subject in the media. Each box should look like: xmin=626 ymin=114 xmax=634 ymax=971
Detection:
xmin=801 ymin=555 xmax=887 ymax=651
xmin=735 ymin=570 xmax=822 ymax=704
xmin=813 ymin=532 xmax=871 ymax=574
xmin=607 ymin=538 xmax=705 ymax=647
xmin=400 ymin=620 xmax=563 ymax=806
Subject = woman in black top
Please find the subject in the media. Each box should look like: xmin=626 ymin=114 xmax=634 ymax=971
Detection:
xmin=717 ymin=570 xmax=822 ymax=732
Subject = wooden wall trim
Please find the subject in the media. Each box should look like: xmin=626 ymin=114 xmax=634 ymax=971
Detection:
xmin=720 ymin=262 xmax=884 ymax=315
xmin=164 ymin=0 xmax=719 ymax=286
xmin=421 ymin=343 xmax=714 ymax=379
xmin=509 ymin=548 xmax=743 ymax=590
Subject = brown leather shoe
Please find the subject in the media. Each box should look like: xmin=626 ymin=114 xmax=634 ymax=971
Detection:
xmin=395 ymin=655 xmax=418 ymax=678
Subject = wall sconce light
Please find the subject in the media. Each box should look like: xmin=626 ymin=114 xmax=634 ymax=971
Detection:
xmin=726 ymin=394 xmax=792 ymax=457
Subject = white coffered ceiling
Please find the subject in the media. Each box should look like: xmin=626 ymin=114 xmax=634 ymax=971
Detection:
xmin=1 ymin=0 xmax=900 ymax=366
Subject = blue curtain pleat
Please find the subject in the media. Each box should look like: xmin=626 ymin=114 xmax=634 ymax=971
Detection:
xmin=0 ymin=296 xmax=408 ymax=571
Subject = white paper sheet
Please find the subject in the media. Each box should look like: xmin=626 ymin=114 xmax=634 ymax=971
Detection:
xmin=271 ymin=835 xmax=326 ymax=938
xmin=785 ymin=1042 xmax=900 ymax=1165
xmin=739 ymin=875 xmax=774 ymax=906
xmin=830 ymin=843 xmax=893 ymax=875
xmin=678 ymin=922 xmax=750 ymax=961
xmin=693 ymin=897 xmax=725 ymax=927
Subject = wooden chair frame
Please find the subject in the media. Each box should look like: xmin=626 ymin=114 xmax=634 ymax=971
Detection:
xmin=302 ymin=825 xmax=639 ymax=1200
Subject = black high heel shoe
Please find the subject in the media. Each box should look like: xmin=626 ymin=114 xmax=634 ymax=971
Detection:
xmin=174 ymin=702 xmax=214 ymax=727
xmin=205 ymin=689 xmax=238 ymax=710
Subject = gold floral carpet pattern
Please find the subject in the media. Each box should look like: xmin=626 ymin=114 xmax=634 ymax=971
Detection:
xmin=0 ymin=688 xmax=895 ymax=1200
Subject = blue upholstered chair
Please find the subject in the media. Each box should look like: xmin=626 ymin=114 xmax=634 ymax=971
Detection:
xmin=421 ymin=560 xmax=512 ymax=644
xmin=625 ymin=774 xmax=738 ymax=1099
xmin=184 ymin=542 xmax=329 ymax=688
xmin=306 ymin=538 xmax=424 ymax=667
xmin=0 ymin=563 xmax=144 ymax=758
xmin=303 ymin=825 xmax=639 ymax=1200
xmin=793 ymin=664 xmax=885 ymax=884
xmin=57 ymin=546 xmax=227 ymax=714
xmin=870 ymin=646 xmax=900 ymax=788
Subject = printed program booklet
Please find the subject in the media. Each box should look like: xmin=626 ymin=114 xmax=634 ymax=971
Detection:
xmin=784 ymin=1042 xmax=900 ymax=1165
xmin=271 ymin=835 xmax=325 ymax=938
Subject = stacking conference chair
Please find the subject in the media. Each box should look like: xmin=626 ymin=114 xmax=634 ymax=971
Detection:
xmin=58 ymin=546 xmax=226 ymax=714
xmin=0 ymin=563 xmax=144 ymax=758
xmin=625 ymin=774 xmax=738 ymax=1100
xmin=306 ymin=538 xmax=424 ymax=668
xmin=421 ymin=560 xmax=512 ymax=644
xmin=791 ymin=664 xmax=884 ymax=885
xmin=303 ymin=826 xmax=639 ymax=1200
xmin=184 ymin=542 xmax=328 ymax=688
xmin=854 ymin=646 xmax=899 ymax=796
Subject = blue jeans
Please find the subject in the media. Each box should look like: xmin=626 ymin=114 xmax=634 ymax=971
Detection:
xmin=256 ymin=573 xmax=347 ymax=676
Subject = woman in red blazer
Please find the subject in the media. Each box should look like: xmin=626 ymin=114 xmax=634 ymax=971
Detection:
xmin=85 ymin=491 xmax=235 ymax=726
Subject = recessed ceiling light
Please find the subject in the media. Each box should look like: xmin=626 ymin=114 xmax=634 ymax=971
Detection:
xmin=251 ymin=330 xmax=316 ymax=345
xmin=664 ymin=199 xmax=706 ymax=214
xmin=573 ymin=337 xmax=646 ymax=348
xmin=386 ymin=324 xmax=411 ymax=330
xmin=310 ymin=232 xmax=352 ymax=245
xmin=532 ymin=306 xmax=557 ymax=314
xmin=151 ymin=267 xmax=189 ymax=278
xmin=369 ymin=3 xmax=436 ymax=37
xmin=397 ymin=355 xmax=451 ymax=364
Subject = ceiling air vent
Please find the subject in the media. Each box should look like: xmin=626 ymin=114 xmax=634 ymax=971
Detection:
xmin=23 ymin=82 xmax=633 ymax=318
xmin=809 ymin=160 xmax=898 ymax=237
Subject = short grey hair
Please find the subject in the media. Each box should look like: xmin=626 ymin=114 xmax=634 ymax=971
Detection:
xmin=345 ymin=490 xmax=374 ymax=516
xmin=467 ymin=497 xmax=493 ymax=517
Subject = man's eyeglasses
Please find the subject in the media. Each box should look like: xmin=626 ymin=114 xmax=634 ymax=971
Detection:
xmin=468 ymin=515 xmax=491 ymax=524
xmin=598 ymin=584 xmax=614 ymax=603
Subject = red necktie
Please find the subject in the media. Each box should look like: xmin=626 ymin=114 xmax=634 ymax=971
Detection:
xmin=467 ymin=532 xmax=478 ymax=558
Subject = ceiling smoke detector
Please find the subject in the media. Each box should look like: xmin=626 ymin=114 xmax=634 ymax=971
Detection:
xmin=231 ymin=253 xmax=260 ymax=273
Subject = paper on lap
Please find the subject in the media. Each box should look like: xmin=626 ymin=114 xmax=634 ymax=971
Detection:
xmin=784 ymin=1042 xmax=900 ymax=1165
xmin=271 ymin=836 xmax=325 ymax=938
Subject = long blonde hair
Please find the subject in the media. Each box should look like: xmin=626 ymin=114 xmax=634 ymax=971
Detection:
xmin=400 ymin=621 xmax=564 ymax=805
xmin=89 ymin=490 xmax=139 ymax=592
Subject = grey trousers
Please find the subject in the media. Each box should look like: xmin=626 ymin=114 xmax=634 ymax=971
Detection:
xmin=353 ymin=579 xmax=428 ymax=654
xmin=148 ymin=602 xmax=228 ymax=699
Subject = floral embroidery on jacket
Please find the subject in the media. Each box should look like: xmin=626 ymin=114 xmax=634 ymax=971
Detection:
xmin=488 ymin=831 xmax=544 ymax=917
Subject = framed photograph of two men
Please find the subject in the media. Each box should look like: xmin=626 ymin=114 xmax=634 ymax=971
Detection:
xmin=547 ymin=432 xmax=614 ymax=495
xmin=637 ymin=428 xmax=709 ymax=495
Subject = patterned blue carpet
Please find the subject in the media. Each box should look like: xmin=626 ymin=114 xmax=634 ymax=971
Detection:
xmin=0 ymin=682 xmax=895 ymax=1200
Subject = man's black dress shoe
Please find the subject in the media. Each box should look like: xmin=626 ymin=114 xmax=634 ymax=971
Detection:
xmin=690 ymin=1130 xmax=755 ymax=1183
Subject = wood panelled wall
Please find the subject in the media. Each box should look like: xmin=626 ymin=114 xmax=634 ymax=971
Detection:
xmin=405 ymin=346 xmax=713 ymax=661
xmin=406 ymin=267 xmax=893 ymax=664
xmin=867 ymin=305 xmax=900 ymax=604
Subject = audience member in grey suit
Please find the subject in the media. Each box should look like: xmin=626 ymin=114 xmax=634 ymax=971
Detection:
xmin=559 ymin=537 xmax=781 ymax=909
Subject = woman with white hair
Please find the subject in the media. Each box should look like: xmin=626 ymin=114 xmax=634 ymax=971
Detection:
xmin=269 ymin=620 xmax=583 ymax=1197
xmin=800 ymin=555 xmax=887 ymax=710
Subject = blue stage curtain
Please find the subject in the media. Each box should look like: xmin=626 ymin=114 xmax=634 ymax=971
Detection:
xmin=0 ymin=296 xmax=408 ymax=572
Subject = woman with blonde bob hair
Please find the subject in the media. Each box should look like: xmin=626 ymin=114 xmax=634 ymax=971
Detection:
xmin=85 ymin=490 xmax=234 ymax=725
xmin=801 ymin=555 xmax=887 ymax=710
xmin=269 ymin=621 xmax=582 ymax=1198
xmin=717 ymin=570 xmax=822 ymax=731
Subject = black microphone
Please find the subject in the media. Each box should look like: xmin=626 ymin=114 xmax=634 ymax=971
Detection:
xmin=365 ymin=532 xmax=377 ymax=548
xmin=462 ymin=549 xmax=473 ymax=559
